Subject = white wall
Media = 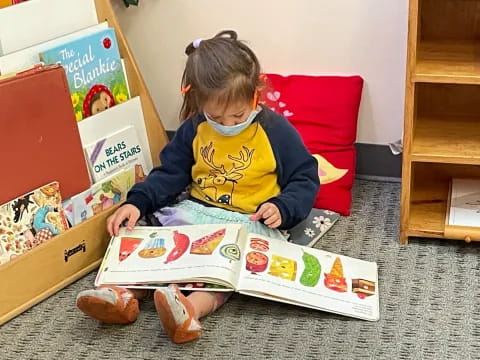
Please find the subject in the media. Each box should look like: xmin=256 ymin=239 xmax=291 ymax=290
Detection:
xmin=113 ymin=0 xmax=408 ymax=145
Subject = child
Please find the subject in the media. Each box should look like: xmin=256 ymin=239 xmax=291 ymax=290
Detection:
xmin=76 ymin=30 xmax=319 ymax=344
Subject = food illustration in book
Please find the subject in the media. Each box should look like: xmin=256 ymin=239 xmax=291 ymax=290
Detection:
xmin=246 ymin=251 xmax=269 ymax=273
xmin=0 ymin=182 xmax=69 ymax=265
xmin=190 ymin=228 xmax=226 ymax=255
xmin=84 ymin=125 xmax=149 ymax=183
xmin=351 ymin=278 xmax=376 ymax=299
xmin=119 ymin=237 xmax=142 ymax=261
xmin=165 ymin=230 xmax=190 ymax=264
xmin=299 ymin=251 xmax=321 ymax=287
xmin=324 ymin=257 xmax=347 ymax=292
xmin=219 ymin=243 xmax=241 ymax=261
xmin=39 ymin=28 xmax=129 ymax=121
xmin=138 ymin=237 xmax=166 ymax=259
xmin=268 ymin=254 xmax=297 ymax=281
xmin=95 ymin=224 xmax=380 ymax=321
xmin=249 ymin=237 xmax=269 ymax=252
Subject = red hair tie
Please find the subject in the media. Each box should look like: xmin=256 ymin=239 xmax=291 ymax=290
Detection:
xmin=181 ymin=84 xmax=191 ymax=94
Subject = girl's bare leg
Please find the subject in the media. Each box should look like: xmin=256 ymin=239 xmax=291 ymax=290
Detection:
xmin=153 ymin=285 xmax=232 ymax=343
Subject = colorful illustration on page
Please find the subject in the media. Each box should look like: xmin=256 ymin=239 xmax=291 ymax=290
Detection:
xmin=268 ymin=254 xmax=297 ymax=281
xmin=249 ymin=237 xmax=269 ymax=252
xmin=324 ymin=257 xmax=347 ymax=292
xmin=0 ymin=182 xmax=68 ymax=265
xmin=246 ymin=251 xmax=269 ymax=273
xmin=219 ymin=243 xmax=241 ymax=262
xmin=164 ymin=230 xmax=190 ymax=264
xmin=351 ymin=279 xmax=376 ymax=299
xmin=299 ymin=251 xmax=321 ymax=287
xmin=190 ymin=228 xmax=226 ymax=255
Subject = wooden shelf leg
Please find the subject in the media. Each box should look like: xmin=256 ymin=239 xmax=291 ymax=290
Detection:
xmin=400 ymin=230 xmax=409 ymax=245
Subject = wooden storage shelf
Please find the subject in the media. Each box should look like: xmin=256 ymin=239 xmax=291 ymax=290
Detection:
xmin=415 ymin=40 xmax=480 ymax=84
xmin=401 ymin=0 xmax=480 ymax=243
xmin=408 ymin=201 xmax=445 ymax=238
xmin=407 ymin=163 xmax=480 ymax=239
xmin=412 ymin=116 xmax=480 ymax=164
xmin=408 ymin=168 xmax=448 ymax=238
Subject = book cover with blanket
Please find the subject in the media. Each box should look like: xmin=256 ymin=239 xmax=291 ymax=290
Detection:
xmin=0 ymin=181 xmax=69 ymax=265
xmin=69 ymin=167 xmax=135 ymax=226
xmin=96 ymin=224 xmax=379 ymax=321
xmin=39 ymin=28 xmax=129 ymax=121
xmin=84 ymin=125 xmax=149 ymax=183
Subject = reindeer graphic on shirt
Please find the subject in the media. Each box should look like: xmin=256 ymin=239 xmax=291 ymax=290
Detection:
xmin=196 ymin=142 xmax=254 ymax=205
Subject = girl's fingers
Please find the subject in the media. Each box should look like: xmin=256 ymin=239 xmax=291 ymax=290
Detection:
xmin=126 ymin=212 xmax=139 ymax=231
xmin=112 ymin=211 xmax=127 ymax=236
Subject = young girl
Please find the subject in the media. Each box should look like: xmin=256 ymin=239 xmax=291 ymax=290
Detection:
xmin=76 ymin=30 xmax=319 ymax=344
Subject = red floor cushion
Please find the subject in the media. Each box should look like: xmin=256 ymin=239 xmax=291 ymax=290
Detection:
xmin=260 ymin=74 xmax=363 ymax=215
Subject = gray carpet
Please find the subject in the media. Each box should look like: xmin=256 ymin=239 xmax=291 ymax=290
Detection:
xmin=1 ymin=180 xmax=480 ymax=360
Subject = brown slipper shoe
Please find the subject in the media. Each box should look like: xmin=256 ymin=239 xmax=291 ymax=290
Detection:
xmin=76 ymin=286 xmax=139 ymax=324
xmin=154 ymin=284 xmax=201 ymax=343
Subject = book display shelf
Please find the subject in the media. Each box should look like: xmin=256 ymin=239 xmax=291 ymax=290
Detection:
xmin=0 ymin=0 xmax=169 ymax=324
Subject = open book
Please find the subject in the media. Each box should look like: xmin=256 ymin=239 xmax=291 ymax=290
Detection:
xmin=95 ymin=224 xmax=379 ymax=321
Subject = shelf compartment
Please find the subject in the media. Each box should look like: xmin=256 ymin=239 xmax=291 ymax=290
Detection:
xmin=408 ymin=163 xmax=480 ymax=238
xmin=412 ymin=83 xmax=480 ymax=164
xmin=412 ymin=116 xmax=480 ymax=164
xmin=415 ymin=0 xmax=480 ymax=84
xmin=415 ymin=40 xmax=480 ymax=84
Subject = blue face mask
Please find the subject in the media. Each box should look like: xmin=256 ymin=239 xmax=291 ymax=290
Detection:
xmin=205 ymin=109 xmax=260 ymax=136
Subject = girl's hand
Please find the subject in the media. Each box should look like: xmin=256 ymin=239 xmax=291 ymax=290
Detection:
xmin=107 ymin=204 xmax=140 ymax=236
xmin=249 ymin=202 xmax=282 ymax=229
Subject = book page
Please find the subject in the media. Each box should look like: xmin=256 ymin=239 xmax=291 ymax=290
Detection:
xmin=97 ymin=224 xmax=246 ymax=289
xmin=448 ymin=178 xmax=480 ymax=227
xmin=237 ymin=234 xmax=379 ymax=321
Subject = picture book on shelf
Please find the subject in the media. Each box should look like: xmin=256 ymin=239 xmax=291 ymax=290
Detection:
xmin=448 ymin=178 xmax=480 ymax=227
xmin=0 ymin=22 xmax=109 ymax=76
xmin=39 ymin=27 xmax=130 ymax=121
xmin=96 ymin=224 xmax=380 ymax=321
xmin=78 ymin=97 xmax=154 ymax=172
xmin=84 ymin=125 xmax=149 ymax=183
xmin=68 ymin=167 xmax=136 ymax=226
xmin=0 ymin=181 xmax=69 ymax=265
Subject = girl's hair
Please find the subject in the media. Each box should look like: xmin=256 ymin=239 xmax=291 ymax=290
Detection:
xmin=180 ymin=30 xmax=261 ymax=121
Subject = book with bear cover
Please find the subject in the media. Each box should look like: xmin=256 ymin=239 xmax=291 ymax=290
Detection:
xmin=95 ymin=224 xmax=379 ymax=321
xmin=0 ymin=181 xmax=69 ymax=266
xmin=39 ymin=27 xmax=130 ymax=121
xmin=84 ymin=125 xmax=149 ymax=183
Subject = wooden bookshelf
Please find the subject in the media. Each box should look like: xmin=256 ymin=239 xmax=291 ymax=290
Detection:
xmin=0 ymin=0 xmax=169 ymax=324
xmin=401 ymin=0 xmax=480 ymax=244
